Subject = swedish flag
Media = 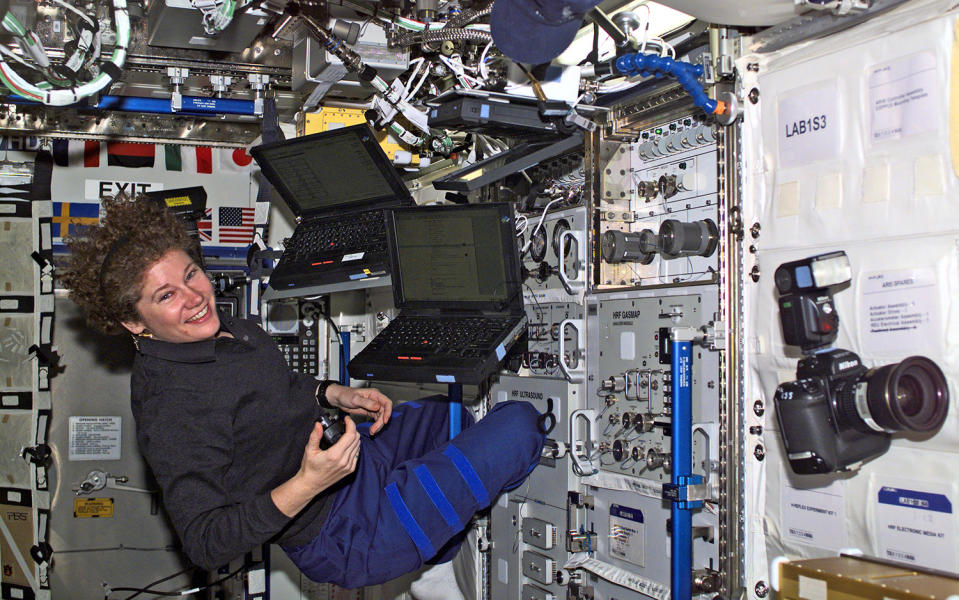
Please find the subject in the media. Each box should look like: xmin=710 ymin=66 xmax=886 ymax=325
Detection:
xmin=52 ymin=202 xmax=100 ymax=240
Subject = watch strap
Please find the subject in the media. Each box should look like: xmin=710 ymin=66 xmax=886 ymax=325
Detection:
xmin=315 ymin=379 xmax=338 ymax=410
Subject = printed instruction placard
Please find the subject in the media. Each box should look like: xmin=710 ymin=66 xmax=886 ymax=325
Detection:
xmin=777 ymin=80 xmax=840 ymax=168
xmin=868 ymin=51 xmax=938 ymax=142
xmin=860 ymin=268 xmax=939 ymax=354
xmin=609 ymin=504 xmax=646 ymax=567
xmin=69 ymin=416 xmax=122 ymax=461
xmin=874 ymin=479 xmax=958 ymax=571
xmin=781 ymin=479 xmax=848 ymax=550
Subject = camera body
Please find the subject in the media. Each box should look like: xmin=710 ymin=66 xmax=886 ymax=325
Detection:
xmin=773 ymin=252 xmax=948 ymax=475
xmin=775 ymin=349 xmax=890 ymax=474
xmin=318 ymin=412 xmax=346 ymax=449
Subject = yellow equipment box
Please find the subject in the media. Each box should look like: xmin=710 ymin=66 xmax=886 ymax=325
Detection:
xmin=298 ymin=107 xmax=417 ymax=166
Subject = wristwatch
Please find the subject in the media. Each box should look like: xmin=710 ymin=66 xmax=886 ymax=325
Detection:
xmin=315 ymin=379 xmax=339 ymax=410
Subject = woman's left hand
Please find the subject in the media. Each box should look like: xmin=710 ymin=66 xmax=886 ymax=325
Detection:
xmin=326 ymin=384 xmax=393 ymax=435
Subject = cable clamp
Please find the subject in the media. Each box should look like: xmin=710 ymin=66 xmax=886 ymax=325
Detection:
xmin=662 ymin=474 xmax=706 ymax=510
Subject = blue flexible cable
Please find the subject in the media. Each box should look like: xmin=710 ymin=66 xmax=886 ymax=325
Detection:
xmin=612 ymin=52 xmax=719 ymax=115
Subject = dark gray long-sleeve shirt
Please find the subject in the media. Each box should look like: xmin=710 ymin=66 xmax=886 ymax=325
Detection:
xmin=130 ymin=314 xmax=330 ymax=570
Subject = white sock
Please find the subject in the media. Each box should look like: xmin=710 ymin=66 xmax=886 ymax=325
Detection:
xmin=409 ymin=561 xmax=466 ymax=600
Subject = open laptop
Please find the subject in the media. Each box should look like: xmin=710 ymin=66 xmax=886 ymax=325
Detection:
xmin=348 ymin=203 xmax=528 ymax=385
xmin=250 ymin=124 xmax=414 ymax=297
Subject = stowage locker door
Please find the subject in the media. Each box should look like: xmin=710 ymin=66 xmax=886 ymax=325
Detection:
xmin=738 ymin=0 xmax=959 ymax=594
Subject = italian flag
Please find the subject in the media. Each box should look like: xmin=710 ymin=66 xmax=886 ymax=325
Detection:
xmin=164 ymin=145 xmax=213 ymax=174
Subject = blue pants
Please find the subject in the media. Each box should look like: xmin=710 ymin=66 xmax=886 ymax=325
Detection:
xmin=282 ymin=398 xmax=545 ymax=588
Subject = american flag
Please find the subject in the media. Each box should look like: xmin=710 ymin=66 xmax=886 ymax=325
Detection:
xmin=196 ymin=206 xmax=255 ymax=245
xmin=218 ymin=207 xmax=255 ymax=244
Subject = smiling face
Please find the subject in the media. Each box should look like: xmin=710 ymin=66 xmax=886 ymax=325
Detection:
xmin=121 ymin=249 xmax=220 ymax=343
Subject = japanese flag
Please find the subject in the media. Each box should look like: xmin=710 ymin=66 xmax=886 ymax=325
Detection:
xmin=220 ymin=148 xmax=255 ymax=173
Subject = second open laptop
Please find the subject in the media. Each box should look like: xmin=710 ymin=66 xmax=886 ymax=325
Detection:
xmin=250 ymin=124 xmax=414 ymax=297
xmin=348 ymin=203 xmax=527 ymax=386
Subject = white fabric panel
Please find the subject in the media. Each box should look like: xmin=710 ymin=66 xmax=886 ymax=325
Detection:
xmin=0 ymin=413 xmax=32 ymax=488
xmin=0 ymin=221 xmax=34 ymax=294
xmin=738 ymin=0 xmax=959 ymax=593
xmin=0 ymin=315 xmax=33 ymax=389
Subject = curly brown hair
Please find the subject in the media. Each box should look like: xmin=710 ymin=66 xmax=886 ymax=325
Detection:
xmin=58 ymin=196 xmax=201 ymax=335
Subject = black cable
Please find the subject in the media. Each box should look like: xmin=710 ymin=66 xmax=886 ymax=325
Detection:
xmin=523 ymin=283 xmax=545 ymax=322
xmin=322 ymin=312 xmax=342 ymax=341
xmin=537 ymin=397 xmax=556 ymax=434
xmin=108 ymin=562 xmax=246 ymax=599
xmin=120 ymin=565 xmax=197 ymax=600
xmin=322 ymin=311 xmax=349 ymax=378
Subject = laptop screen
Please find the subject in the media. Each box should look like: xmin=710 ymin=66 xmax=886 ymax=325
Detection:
xmin=250 ymin=124 xmax=412 ymax=216
xmin=389 ymin=204 xmax=521 ymax=309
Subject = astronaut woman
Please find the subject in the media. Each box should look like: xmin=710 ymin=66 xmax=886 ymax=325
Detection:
xmin=59 ymin=196 xmax=545 ymax=591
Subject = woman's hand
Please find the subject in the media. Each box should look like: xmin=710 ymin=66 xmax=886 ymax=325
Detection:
xmin=271 ymin=417 xmax=361 ymax=517
xmin=325 ymin=384 xmax=393 ymax=435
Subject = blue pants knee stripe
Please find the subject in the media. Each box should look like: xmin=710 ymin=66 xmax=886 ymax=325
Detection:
xmin=442 ymin=445 xmax=489 ymax=506
xmin=413 ymin=464 xmax=464 ymax=531
xmin=385 ymin=481 xmax=435 ymax=558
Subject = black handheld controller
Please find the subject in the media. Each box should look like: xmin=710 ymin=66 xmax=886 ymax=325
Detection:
xmin=318 ymin=413 xmax=346 ymax=449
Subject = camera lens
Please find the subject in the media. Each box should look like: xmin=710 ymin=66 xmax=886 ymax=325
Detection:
xmin=861 ymin=356 xmax=949 ymax=433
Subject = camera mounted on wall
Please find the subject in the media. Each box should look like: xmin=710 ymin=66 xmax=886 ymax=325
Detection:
xmin=773 ymin=251 xmax=949 ymax=474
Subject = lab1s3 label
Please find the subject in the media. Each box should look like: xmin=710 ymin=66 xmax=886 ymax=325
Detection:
xmin=784 ymin=114 xmax=827 ymax=137
xmin=777 ymin=79 xmax=839 ymax=168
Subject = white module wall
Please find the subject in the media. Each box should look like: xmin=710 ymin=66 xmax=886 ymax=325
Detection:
xmin=738 ymin=0 xmax=959 ymax=595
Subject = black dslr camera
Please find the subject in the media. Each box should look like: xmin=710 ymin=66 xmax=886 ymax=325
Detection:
xmin=773 ymin=252 xmax=949 ymax=474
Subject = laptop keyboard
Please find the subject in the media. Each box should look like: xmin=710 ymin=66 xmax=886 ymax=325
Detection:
xmin=285 ymin=210 xmax=387 ymax=265
xmin=367 ymin=316 xmax=516 ymax=358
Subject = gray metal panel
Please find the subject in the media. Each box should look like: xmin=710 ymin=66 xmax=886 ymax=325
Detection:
xmin=518 ymin=503 xmax=567 ymax=599
xmin=490 ymin=375 xmax=583 ymax=508
xmin=590 ymin=489 xmax=671 ymax=600
xmin=589 ymin=292 xmax=720 ymax=483
xmin=490 ymin=495 xmax=521 ymax=600
xmin=47 ymin=293 xmax=195 ymax=599
xmin=147 ymin=0 xmax=270 ymax=53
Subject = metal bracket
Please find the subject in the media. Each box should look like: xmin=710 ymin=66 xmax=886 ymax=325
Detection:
xmin=167 ymin=67 xmax=189 ymax=113
xmin=248 ymin=74 xmax=270 ymax=117
xmin=75 ymin=470 xmax=154 ymax=496
xmin=670 ymin=326 xmax=699 ymax=343
xmin=701 ymin=320 xmax=726 ymax=350
xmin=209 ymin=75 xmax=233 ymax=98
xmin=715 ymin=90 xmax=743 ymax=126
xmin=662 ymin=474 xmax=706 ymax=510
